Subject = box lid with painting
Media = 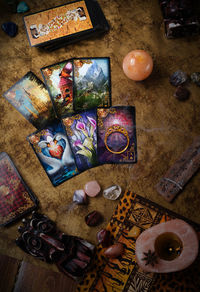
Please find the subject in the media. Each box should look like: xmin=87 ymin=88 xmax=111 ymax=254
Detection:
xmin=23 ymin=0 xmax=109 ymax=49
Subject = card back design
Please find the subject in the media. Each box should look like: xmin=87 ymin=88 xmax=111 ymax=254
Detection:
xmin=3 ymin=71 xmax=55 ymax=129
xmin=0 ymin=152 xmax=38 ymax=226
xmin=97 ymin=106 xmax=137 ymax=163
xmin=73 ymin=58 xmax=111 ymax=111
xmin=27 ymin=121 xmax=79 ymax=186
xmin=24 ymin=0 xmax=93 ymax=47
xmin=62 ymin=109 xmax=98 ymax=172
xmin=41 ymin=60 xmax=74 ymax=118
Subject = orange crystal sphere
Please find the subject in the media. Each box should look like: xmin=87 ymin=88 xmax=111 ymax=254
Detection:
xmin=123 ymin=50 xmax=153 ymax=81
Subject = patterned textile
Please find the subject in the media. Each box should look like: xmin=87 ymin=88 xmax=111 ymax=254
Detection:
xmin=77 ymin=190 xmax=200 ymax=292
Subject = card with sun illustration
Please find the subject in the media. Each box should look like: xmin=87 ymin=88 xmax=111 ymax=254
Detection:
xmin=62 ymin=109 xmax=98 ymax=172
xmin=97 ymin=106 xmax=137 ymax=164
xmin=3 ymin=71 xmax=55 ymax=129
xmin=27 ymin=120 xmax=79 ymax=186
xmin=0 ymin=152 xmax=38 ymax=226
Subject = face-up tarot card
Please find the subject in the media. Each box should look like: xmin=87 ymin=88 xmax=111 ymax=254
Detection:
xmin=0 ymin=152 xmax=38 ymax=226
xmin=24 ymin=0 xmax=94 ymax=47
xmin=27 ymin=121 xmax=79 ymax=186
xmin=41 ymin=60 xmax=74 ymax=118
xmin=73 ymin=57 xmax=111 ymax=111
xmin=3 ymin=71 xmax=55 ymax=129
xmin=62 ymin=109 xmax=98 ymax=172
xmin=97 ymin=106 xmax=137 ymax=164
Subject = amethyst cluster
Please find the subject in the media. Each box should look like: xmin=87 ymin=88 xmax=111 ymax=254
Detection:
xmin=159 ymin=0 xmax=200 ymax=38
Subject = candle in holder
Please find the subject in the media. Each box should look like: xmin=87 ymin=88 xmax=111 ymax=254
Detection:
xmin=122 ymin=50 xmax=153 ymax=81
xmin=135 ymin=219 xmax=199 ymax=273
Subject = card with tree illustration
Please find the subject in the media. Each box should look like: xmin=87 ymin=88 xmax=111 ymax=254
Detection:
xmin=97 ymin=106 xmax=137 ymax=164
xmin=62 ymin=109 xmax=98 ymax=172
xmin=73 ymin=57 xmax=111 ymax=111
xmin=27 ymin=120 xmax=79 ymax=186
xmin=41 ymin=60 xmax=74 ymax=118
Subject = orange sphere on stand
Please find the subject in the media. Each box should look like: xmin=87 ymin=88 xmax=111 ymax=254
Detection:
xmin=123 ymin=50 xmax=153 ymax=81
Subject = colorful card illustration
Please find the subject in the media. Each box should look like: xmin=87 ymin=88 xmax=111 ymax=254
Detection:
xmin=62 ymin=109 xmax=98 ymax=172
xmin=97 ymin=106 xmax=137 ymax=164
xmin=27 ymin=121 xmax=79 ymax=186
xmin=41 ymin=60 xmax=74 ymax=118
xmin=24 ymin=1 xmax=93 ymax=47
xmin=3 ymin=71 xmax=55 ymax=129
xmin=73 ymin=57 xmax=111 ymax=111
xmin=0 ymin=152 xmax=38 ymax=226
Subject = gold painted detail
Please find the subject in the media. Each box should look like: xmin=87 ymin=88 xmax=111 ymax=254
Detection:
xmin=104 ymin=124 xmax=129 ymax=154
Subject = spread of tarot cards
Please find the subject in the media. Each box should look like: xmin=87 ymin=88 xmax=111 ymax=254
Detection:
xmin=23 ymin=0 xmax=109 ymax=51
xmin=27 ymin=107 xmax=137 ymax=186
xmin=3 ymin=57 xmax=137 ymax=187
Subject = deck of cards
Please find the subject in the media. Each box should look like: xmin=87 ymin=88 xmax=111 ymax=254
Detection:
xmin=23 ymin=0 xmax=109 ymax=51
xmin=3 ymin=57 xmax=137 ymax=186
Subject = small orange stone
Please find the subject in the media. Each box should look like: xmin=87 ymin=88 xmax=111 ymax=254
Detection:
xmin=123 ymin=50 xmax=153 ymax=81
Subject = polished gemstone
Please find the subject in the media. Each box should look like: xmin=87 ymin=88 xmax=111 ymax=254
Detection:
xmin=103 ymin=185 xmax=122 ymax=200
xmin=174 ymin=86 xmax=190 ymax=101
xmin=73 ymin=190 xmax=87 ymax=205
xmin=96 ymin=229 xmax=111 ymax=247
xmin=123 ymin=50 xmax=153 ymax=81
xmin=84 ymin=180 xmax=101 ymax=197
xmin=170 ymin=70 xmax=188 ymax=86
xmin=104 ymin=243 xmax=124 ymax=258
xmin=1 ymin=22 xmax=18 ymax=37
xmin=85 ymin=211 xmax=103 ymax=227
xmin=17 ymin=1 xmax=29 ymax=13
xmin=191 ymin=72 xmax=200 ymax=86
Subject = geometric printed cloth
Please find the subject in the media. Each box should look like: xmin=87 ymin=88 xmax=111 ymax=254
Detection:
xmin=0 ymin=152 xmax=38 ymax=226
xmin=77 ymin=191 xmax=200 ymax=292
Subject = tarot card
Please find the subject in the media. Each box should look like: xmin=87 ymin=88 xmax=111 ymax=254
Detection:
xmin=3 ymin=71 xmax=55 ymax=129
xmin=0 ymin=152 xmax=38 ymax=226
xmin=97 ymin=106 xmax=137 ymax=164
xmin=62 ymin=109 xmax=98 ymax=172
xmin=73 ymin=57 xmax=111 ymax=111
xmin=24 ymin=0 xmax=94 ymax=47
xmin=41 ymin=60 xmax=74 ymax=118
xmin=27 ymin=120 xmax=79 ymax=186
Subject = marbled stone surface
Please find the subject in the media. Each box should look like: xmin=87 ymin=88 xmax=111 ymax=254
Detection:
xmin=0 ymin=0 xmax=200 ymax=274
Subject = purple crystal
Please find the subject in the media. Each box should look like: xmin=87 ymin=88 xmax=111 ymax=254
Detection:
xmin=170 ymin=70 xmax=188 ymax=86
xmin=73 ymin=190 xmax=87 ymax=205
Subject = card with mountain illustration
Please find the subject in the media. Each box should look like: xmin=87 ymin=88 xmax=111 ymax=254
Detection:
xmin=73 ymin=57 xmax=111 ymax=111
xmin=97 ymin=106 xmax=137 ymax=164
xmin=27 ymin=120 xmax=79 ymax=186
xmin=62 ymin=109 xmax=98 ymax=172
xmin=3 ymin=71 xmax=55 ymax=129
xmin=41 ymin=60 xmax=74 ymax=118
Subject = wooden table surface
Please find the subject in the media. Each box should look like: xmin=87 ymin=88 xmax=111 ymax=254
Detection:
xmin=0 ymin=0 xmax=200 ymax=285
